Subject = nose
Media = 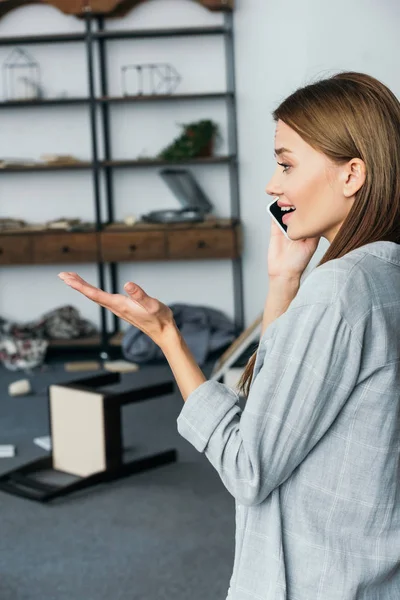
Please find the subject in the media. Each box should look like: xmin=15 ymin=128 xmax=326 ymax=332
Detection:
xmin=265 ymin=167 xmax=282 ymax=197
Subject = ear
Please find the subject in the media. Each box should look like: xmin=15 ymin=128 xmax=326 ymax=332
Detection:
xmin=342 ymin=158 xmax=366 ymax=198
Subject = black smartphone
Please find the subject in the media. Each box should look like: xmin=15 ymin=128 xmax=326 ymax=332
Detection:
xmin=267 ymin=197 xmax=291 ymax=239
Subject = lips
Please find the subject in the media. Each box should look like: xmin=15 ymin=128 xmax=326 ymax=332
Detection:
xmin=277 ymin=200 xmax=295 ymax=209
xmin=282 ymin=211 xmax=295 ymax=225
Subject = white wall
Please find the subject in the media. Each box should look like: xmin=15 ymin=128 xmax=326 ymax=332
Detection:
xmin=234 ymin=0 xmax=400 ymax=323
xmin=0 ymin=0 xmax=399 ymax=331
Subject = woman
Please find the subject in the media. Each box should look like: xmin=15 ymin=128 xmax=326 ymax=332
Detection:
xmin=59 ymin=71 xmax=400 ymax=599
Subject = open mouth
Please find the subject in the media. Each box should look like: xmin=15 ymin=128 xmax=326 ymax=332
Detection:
xmin=281 ymin=207 xmax=296 ymax=224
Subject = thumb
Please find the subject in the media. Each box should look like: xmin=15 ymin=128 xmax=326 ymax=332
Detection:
xmin=124 ymin=281 xmax=146 ymax=301
xmin=124 ymin=282 xmax=162 ymax=317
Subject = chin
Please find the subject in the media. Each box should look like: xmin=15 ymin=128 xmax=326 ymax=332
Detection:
xmin=286 ymin=228 xmax=305 ymax=241
xmin=287 ymin=225 xmax=323 ymax=241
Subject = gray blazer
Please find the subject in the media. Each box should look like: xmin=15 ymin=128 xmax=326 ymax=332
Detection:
xmin=177 ymin=241 xmax=400 ymax=599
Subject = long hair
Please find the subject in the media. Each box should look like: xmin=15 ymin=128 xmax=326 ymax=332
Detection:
xmin=237 ymin=71 xmax=400 ymax=398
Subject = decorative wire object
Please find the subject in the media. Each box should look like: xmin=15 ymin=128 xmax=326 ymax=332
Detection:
xmin=3 ymin=47 xmax=42 ymax=101
xmin=121 ymin=63 xmax=181 ymax=96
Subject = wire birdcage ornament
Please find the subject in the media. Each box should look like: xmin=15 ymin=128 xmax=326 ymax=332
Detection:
xmin=3 ymin=47 xmax=42 ymax=101
xmin=121 ymin=63 xmax=181 ymax=96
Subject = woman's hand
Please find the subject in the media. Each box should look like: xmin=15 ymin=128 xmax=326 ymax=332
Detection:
xmin=268 ymin=220 xmax=320 ymax=281
xmin=58 ymin=272 xmax=176 ymax=347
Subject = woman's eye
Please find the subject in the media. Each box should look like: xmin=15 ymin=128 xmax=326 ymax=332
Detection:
xmin=277 ymin=162 xmax=291 ymax=173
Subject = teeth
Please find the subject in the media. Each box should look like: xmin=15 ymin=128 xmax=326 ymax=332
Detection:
xmin=281 ymin=206 xmax=295 ymax=212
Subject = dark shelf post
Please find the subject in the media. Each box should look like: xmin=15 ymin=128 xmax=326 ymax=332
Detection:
xmin=224 ymin=12 xmax=244 ymax=331
xmin=85 ymin=11 xmax=109 ymax=356
xmin=97 ymin=15 xmax=120 ymax=337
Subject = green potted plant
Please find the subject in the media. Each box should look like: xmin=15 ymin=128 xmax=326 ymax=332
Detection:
xmin=158 ymin=119 xmax=219 ymax=160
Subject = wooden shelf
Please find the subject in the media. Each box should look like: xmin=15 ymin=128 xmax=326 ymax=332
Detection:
xmin=0 ymin=161 xmax=92 ymax=172
xmin=0 ymin=220 xmax=242 ymax=265
xmin=0 ymin=93 xmax=233 ymax=109
xmin=0 ymin=32 xmax=85 ymax=46
xmin=95 ymin=26 xmax=227 ymax=41
xmin=104 ymin=217 xmax=238 ymax=230
xmin=0 ymin=26 xmax=229 ymax=48
xmin=103 ymin=156 xmax=234 ymax=168
xmin=0 ymin=4 xmax=243 ymax=336
xmin=0 ymin=0 xmax=233 ymax=22
xmin=0 ymin=157 xmax=234 ymax=173
xmin=0 ymin=98 xmax=89 ymax=108
xmin=100 ymin=92 xmax=233 ymax=103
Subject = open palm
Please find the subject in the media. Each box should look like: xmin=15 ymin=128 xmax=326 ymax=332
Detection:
xmin=58 ymin=272 xmax=174 ymax=346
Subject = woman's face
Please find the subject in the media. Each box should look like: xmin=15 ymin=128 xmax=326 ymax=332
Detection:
xmin=265 ymin=120 xmax=356 ymax=243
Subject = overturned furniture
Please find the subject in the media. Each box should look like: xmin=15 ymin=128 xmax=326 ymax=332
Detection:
xmin=0 ymin=373 xmax=177 ymax=502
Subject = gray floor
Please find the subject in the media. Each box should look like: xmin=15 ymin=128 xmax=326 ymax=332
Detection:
xmin=0 ymin=357 xmax=235 ymax=600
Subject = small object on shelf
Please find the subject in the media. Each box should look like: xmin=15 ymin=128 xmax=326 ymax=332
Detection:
xmin=0 ymin=445 xmax=16 ymax=458
xmin=8 ymin=378 xmax=32 ymax=397
xmin=121 ymin=63 xmax=181 ymax=96
xmin=64 ymin=361 xmax=101 ymax=372
xmin=3 ymin=47 xmax=42 ymax=101
xmin=33 ymin=436 xmax=51 ymax=451
xmin=123 ymin=215 xmax=137 ymax=227
xmin=40 ymin=154 xmax=82 ymax=165
xmin=0 ymin=157 xmax=38 ymax=168
xmin=18 ymin=76 xmax=44 ymax=100
xmin=158 ymin=119 xmax=219 ymax=161
xmin=45 ymin=217 xmax=84 ymax=230
xmin=159 ymin=168 xmax=214 ymax=214
xmin=0 ymin=218 xmax=27 ymax=231
xmin=103 ymin=360 xmax=139 ymax=373
xmin=141 ymin=169 xmax=214 ymax=224
xmin=141 ymin=207 xmax=205 ymax=224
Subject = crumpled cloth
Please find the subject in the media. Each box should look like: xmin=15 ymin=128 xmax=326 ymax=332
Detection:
xmin=122 ymin=303 xmax=236 ymax=366
xmin=0 ymin=305 xmax=97 ymax=371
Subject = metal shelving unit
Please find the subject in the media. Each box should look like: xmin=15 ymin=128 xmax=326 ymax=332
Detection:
xmin=0 ymin=6 xmax=244 ymax=357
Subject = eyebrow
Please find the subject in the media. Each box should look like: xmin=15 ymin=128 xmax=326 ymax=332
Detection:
xmin=274 ymin=147 xmax=293 ymax=156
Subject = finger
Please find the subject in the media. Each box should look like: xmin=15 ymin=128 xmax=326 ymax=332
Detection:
xmin=124 ymin=281 xmax=142 ymax=297
xmin=270 ymin=220 xmax=284 ymax=237
xmin=58 ymin=272 xmax=116 ymax=309
xmin=124 ymin=282 xmax=149 ymax=307
xmin=124 ymin=282 xmax=160 ymax=313
xmin=270 ymin=220 xmax=278 ymax=234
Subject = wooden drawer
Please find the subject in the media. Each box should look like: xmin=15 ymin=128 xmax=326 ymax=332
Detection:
xmin=100 ymin=231 xmax=166 ymax=262
xmin=167 ymin=227 xmax=239 ymax=260
xmin=0 ymin=234 xmax=33 ymax=265
xmin=33 ymin=233 xmax=98 ymax=264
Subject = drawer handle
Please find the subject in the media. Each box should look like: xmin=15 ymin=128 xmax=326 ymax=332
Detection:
xmin=61 ymin=246 xmax=70 ymax=253
xmin=129 ymin=244 xmax=137 ymax=252
xmin=197 ymin=240 xmax=207 ymax=249
xmin=0 ymin=248 xmax=3 ymax=255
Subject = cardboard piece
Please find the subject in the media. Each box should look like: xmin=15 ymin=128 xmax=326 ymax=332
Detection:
xmin=211 ymin=313 xmax=262 ymax=382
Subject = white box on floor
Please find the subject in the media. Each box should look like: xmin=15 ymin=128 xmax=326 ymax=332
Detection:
xmin=50 ymin=385 xmax=108 ymax=477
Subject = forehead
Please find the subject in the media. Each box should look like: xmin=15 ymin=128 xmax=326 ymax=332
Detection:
xmin=274 ymin=119 xmax=314 ymax=158
xmin=274 ymin=119 xmax=298 ymax=143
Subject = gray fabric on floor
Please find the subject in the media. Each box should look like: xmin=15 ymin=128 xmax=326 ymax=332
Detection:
xmin=0 ymin=360 xmax=234 ymax=600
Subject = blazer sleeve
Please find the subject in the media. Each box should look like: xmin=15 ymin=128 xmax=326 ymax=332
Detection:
xmin=176 ymin=300 xmax=363 ymax=506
